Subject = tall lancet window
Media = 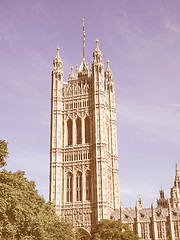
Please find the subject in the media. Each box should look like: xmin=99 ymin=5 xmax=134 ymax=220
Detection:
xmin=76 ymin=172 xmax=82 ymax=201
xmin=67 ymin=172 xmax=72 ymax=202
xmin=76 ymin=118 xmax=82 ymax=144
xmin=67 ymin=119 xmax=72 ymax=146
xmin=86 ymin=171 xmax=91 ymax=200
xmin=85 ymin=116 xmax=90 ymax=143
xmin=157 ymin=222 xmax=162 ymax=238
xmin=174 ymin=221 xmax=179 ymax=238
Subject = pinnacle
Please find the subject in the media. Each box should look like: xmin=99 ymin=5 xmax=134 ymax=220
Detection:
xmin=106 ymin=60 xmax=110 ymax=71
xmin=176 ymin=159 xmax=179 ymax=175
xmin=56 ymin=46 xmax=60 ymax=58
xmin=96 ymin=39 xmax=99 ymax=48
xmin=70 ymin=66 xmax=74 ymax=78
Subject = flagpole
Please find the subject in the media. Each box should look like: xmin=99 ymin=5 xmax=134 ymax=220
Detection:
xmin=82 ymin=18 xmax=85 ymax=59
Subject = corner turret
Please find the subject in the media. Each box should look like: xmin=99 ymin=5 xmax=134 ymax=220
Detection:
xmin=157 ymin=187 xmax=168 ymax=208
xmin=93 ymin=39 xmax=103 ymax=65
xmin=52 ymin=46 xmax=63 ymax=82
xmin=170 ymin=160 xmax=180 ymax=207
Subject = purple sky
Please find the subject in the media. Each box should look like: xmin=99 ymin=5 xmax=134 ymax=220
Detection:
xmin=1 ymin=0 xmax=180 ymax=208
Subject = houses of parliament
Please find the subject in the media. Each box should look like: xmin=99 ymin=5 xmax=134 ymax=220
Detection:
xmin=49 ymin=21 xmax=180 ymax=239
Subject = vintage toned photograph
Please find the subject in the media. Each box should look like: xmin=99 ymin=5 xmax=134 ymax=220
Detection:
xmin=0 ymin=0 xmax=180 ymax=239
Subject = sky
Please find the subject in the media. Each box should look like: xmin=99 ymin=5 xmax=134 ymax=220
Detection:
xmin=0 ymin=0 xmax=180 ymax=208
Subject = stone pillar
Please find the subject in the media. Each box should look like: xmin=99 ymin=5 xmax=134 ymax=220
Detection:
xmin=168 ymin=200 xmax=175 ymax=240
xmin=135 ymin=202 xmax=141 ymax=237
xmin=151 ymin=201 xmax=158 ymax=240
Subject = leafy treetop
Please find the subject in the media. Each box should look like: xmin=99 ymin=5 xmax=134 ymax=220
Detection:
xmin=91 ymin=219 xmax=139 ymax=240
xmin=0 ymin=140 xmax=8 ymax=168
xmin=0 ymin=169 xmax=76 ymax=240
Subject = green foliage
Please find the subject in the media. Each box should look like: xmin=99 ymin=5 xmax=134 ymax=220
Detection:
xmin=0 ymin=140 xmax=9 ymax=168
xmin=0 ymin=169 xmax=75 ymax=240
xmin=91 ymin=219 xmax=139 ymax=240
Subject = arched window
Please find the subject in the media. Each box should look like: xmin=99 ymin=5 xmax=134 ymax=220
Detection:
xmin=141 ymin=223 xmax=146 ymax=239
xmin=67 ymin=119 xmax=72 ymax=146
xmin=85 ymin=117 xmax=90 ymax=143
xmin=76 ymin=171 xmax=82 ymax=201
xmin=174 ymin=221 xmax=179 ymax=237
xmin=67 ymin=172 xmax=72 ymax=202
xmin=76 ymin=118 xmax=82 ymax=144
xmin=157 ymin=222 xmax=162 ymax=238
xmin=86 ymin=171 xmax=91 ymax=200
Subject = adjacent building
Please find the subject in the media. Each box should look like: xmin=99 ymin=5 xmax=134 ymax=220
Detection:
xmin=111 ymin=162 xmax=180 ymax=240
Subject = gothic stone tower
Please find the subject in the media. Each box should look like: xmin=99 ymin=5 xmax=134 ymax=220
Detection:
xmin=49 ymin=38 xmax=120 ymax=232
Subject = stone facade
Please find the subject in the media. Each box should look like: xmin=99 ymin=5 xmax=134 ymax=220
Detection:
xmin=111 ymin=162 xmax=180 ymax=240
xmin=49 ymin=40 xmax=120 ymax=233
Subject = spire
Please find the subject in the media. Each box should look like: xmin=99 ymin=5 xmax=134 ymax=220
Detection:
xmin=105 ymin=60 xmax=113 ymax=78
xmin=174 ymin=159 xmax=180 ymax=187
xmin=96 ymin=39 xmax=99 ymax=49
xmin=56 ymin=46 xmax=60 ymax=58
xmin=82 ymin=18 xmax=85 ymax=59
xmin=176 ymin=159 xmax=179 ymax=177
xmin=53 ymin=46 xmax=63 ymax=68
xmin=138 ymin=194 xmax=142 ymax=209
xmin=78 ymin=19 xmax=88 ymax=75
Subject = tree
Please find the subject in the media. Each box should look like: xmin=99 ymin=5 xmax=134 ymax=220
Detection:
xmin=0 ymin=144 xmax=76 ymax=240
xmin=0 ymin=140 xmax=8 ymax=168
xmin=91 ymin=219 xmax=139 ymax=240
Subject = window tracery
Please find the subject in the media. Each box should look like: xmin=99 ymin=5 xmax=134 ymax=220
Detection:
xmin=174 ymin=221 xmax=179 ymax=238
xmin=86 ymin=171 xmax=91 ymax=200
xmin=85 ymin=116 xmax=90 ymax=143
xmin=76 ymin=171 xmax=82 ymax=201
xmin=67 ymin=119 xmax=73 ymax=145
xmin=76 ymin=118 xmax=82 ymax=144
xmin=67 ymin=172 xmax=73 ymax=202
xmin=157 ymin=222 xmax=162 ymax=238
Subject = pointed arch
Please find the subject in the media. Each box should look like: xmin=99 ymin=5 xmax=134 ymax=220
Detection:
xmin=76 ymin=117 xmax=82 ymax=144
xmin=86 ymin=170 xmax=91 ymax=201
xmin=85 ymin=116 xmax=90 ymax=143
xmin=84 ymin=83 xmax=89 ymax=94
xmin=76 ymin=171 xmax=82 ymax=201
xmin=66 ymin=172 xmax=73 ymax=202
xmin=67 ymin=119 xmax=73 ymax=146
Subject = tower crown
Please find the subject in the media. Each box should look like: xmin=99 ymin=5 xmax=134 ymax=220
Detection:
xmin=50 ymin=22 xmax=120 ymax=233
xmin=105 ymin=60 xmax=113 ymax=79
xmin=53 ymin=47 xmax=62 ymax=67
